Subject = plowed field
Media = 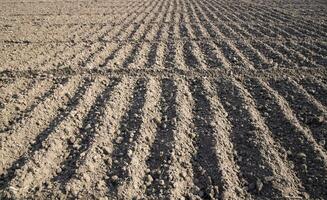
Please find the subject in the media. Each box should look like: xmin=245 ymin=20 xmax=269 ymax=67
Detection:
xmin=0 ymin=0 xmax=327 ymax=199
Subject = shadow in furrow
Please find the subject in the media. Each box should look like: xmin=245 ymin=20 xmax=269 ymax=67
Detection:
xmin=198 ymin=42 xmax=224 ymax=68
xmin=146 ymin=2 xmax=169 ymax=68
xmin=99 ymin=0 xmax=160 ymax=69
xmin=189 ymin=79 xmax=223 ymax=199
xmin=268 ymin=79 xmax=327 ymax=151
xmin=179 ymin=19 xmax=189 ymax=38
xmin=265 ymin=41 xmax=317 ymax=68
xmin=145 ymin=79 xmax=177 ymax=196
xmin=214 ymin=41 xmax=244 ymax=67
xmin=244 ymin=78 xmax=327 ymax=199
xmin=233 ymin=41 xmax=271 ymax=69
xmin=53 ymin=78 xmax=119 ymax=185
xmin=183 ymin=41 xmax=199 ymax=68
xmin=0 ymin=77 xmax=91 ymax=189
xmin=106 ymin=79 xmax=147 ymax=191
xmin=146 ymin=24 xmax=165 ymax=67
xmin=300 ymin=79 xmax=327 ymax=107
xmin=164 ymin=25 xmax=176 ymax=68
xmin=251 ymin=40 xmax=291 ymax=67
xmin=181 ymin=2 xmax=224 ymax=69
xmin=0 ymin=77 xmax=68 ymax=133
xmin=121 ymin=23 xmax=155 ymax=68
xmin=215 ymin=79 xmax=282 ymax=198
xmin=287 ymin=41 xmax=327 ymax=67
xmin=301 ymin=42 xmax=327 ymax=57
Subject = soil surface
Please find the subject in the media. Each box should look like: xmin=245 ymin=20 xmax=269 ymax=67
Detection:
xmin=0 ymin=0 xmax=327 ymax=199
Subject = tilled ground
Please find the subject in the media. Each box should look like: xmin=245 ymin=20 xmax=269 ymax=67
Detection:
xmin=0 ymin=0 xmax=327 ymax=199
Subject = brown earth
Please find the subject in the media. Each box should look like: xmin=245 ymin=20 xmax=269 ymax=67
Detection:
xmin=0 ymin=0 xmax=327 ymax=199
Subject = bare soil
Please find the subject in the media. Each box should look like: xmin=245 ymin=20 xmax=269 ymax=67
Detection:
xmin=0 ymin=0 xmax=327 ymax=199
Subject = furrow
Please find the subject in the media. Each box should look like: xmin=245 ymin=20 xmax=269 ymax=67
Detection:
xmin=146 ymin=23 xmax=167 ymax=69
xmin=314 ymin=41 xmax=327 ymax=54
xmin=200 ymin=79 xmax=247 ymax=199
xmin=0 ymin=77 xmax=93 ymax=194
xmin=287 ymin=41 xmax=327 ymax=67
xmin=83 ymin=42 xmax=120 ymax=70
xmin=300 ymin=41 xmax=327 ymax=57
xmin=182 ymin=41 xmax=200 ymax=69
xmin=166 ymin=78 xmax=196 ymax=199
xmin=215 ymin=77 xmax=293 ymax=199
xmin=246 ymin=5 xmax=327 ymax=37
xmin=251 ymin=40 xmax=293 ymax=68
xmin=64 ymin=78 xmax=135 ymax=198
xmin=178 ymin=9 xmax=208 ymax=70
xmin=183 ymin=1 xmax=224 ymax=68
xmin=145 ymin=0 xmax=170 ymax=68
xmin=33 ymin=25 xmax=104 ymax=70
xmin=0 ymin=75 xmax=81 ymax=177
xmin=265 ymin=41 xmax=319 ymax=68
xmin=106 ymin=79 xmax=148 ymax=196
xmin=191 ymin=0 xmax=250 ymax=69
xmin=214 ymin=40 xmax=245 ymax=68
xmin=248 ymin=78 xmax=327 ymax=199
xmin=20 ymin=25 xmax=88 ymax=70
xmin=0 ymin=78 xmax=32 ymax=104
xmin=0 ymin=79 xmax=53 ymax=132
xmin=299 ymin=78 xmax=327 ymax=107
xmin=268 ymin=78 xmax=327 ymax=151
xmin=163 ymin=24 xmax=177 ymax=69
xmin=232 ymin=40 xmax=271 ymax=69
xmin=100 ymin=0 xmax=162 ymax=69
xmin=197 ymin=41 xmax=224 ymax=68
xmin=1 ymin=77 xmax=110 ymax=198
xmin=188 ymin=79 xmax=224 ymax=199
xmin=0 ymin=78 xmax=68 ymax=133
xmin=120 ymin=21 xmax=159 ymax=69
xmin=144 ymin=78 xmax=176 ymax=198
xmin=49 ymin=78 xmax=119 ymax=187
xmin=112 ymin=78 xmax=161 ymax=200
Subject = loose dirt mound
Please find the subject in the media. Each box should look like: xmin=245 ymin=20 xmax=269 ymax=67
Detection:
xmin=0 ymin=0 xmax=327 ymax=199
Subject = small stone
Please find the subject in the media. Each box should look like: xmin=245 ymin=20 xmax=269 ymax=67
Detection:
xmin=115 ymin=137 xmax=124 ymax=144
xmin=180 ymin=171 xmax=187 ymax=179
xmin=317 ymin=115 xmax=325 ymax=123
xmin=111 ymin=175 xmax=119 ymax=182
xmin=256 ymin=178 xmax=263 ymax=192
xmin=319 ymin=140 xmax=326 ymax=146
xmin=306 ymin=115 xmax=325 ymax=125
xmin=145 ymin=175 xmax=153 ymax=186
xmin=159 ymin=180 xmax=165 ymax=186
xmin=198 ymin=190 xmax=205 ymax=197
xmin=179 ymin=196 xmax=185 ymax=200
xmin=301 ymin=192 xmax=310 ymax=199
xmin=56 ymin=168 xmax=62 ymax=174
xmin=152 ymin=118 xmax=160 ymax=125
xmin=300 ymin=164 xmax=308 ymax=172
xmin=264 ymin=176 xmax=274 ymax=182
xmin=102 ymin=147 xmax=110 ymax=155
xmin=297 ymin=152 xmax=306 ymax=160
xmin=127 ymin=149 xmax=133 ymax=157
xmin=0 ymin=102 xmax=5 ymax=109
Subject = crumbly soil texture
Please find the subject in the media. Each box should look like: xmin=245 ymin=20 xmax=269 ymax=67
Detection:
xmin=0 ymin=0 xmax=327 ymax=199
